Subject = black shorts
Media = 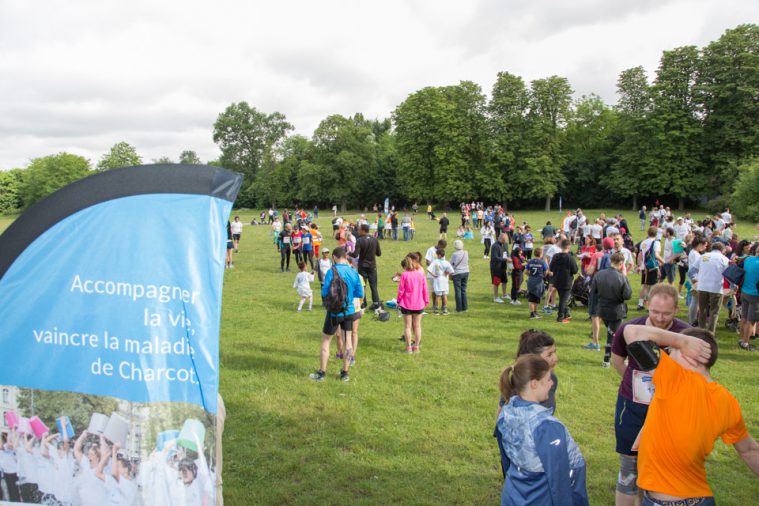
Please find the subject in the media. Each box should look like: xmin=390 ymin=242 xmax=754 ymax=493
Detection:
xmin=527 ymin=293 xmax=541 ymax=304
xmin=226 ymin=240 xmax=233 ymax=250
xmin=615 ymin=394 xmax=649 ymax=455
xmin=232 ymin=234 xmax=241 ymax=241
xmin=322 ymin=312 xmax=357 ymax=336
xmin=400 ymin=307 xmax=424 ymax=315
xmin=642 ymin=268 xmax=659 ymax=286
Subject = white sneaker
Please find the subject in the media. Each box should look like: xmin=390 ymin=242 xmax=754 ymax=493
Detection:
xmin=484 ymin=255 xmax=488 ymax=259
xmin=510 ymin=300 xmax=521 ymax=305
xmin=504 ymin=295 xmax=512 ymax=301
xmin=494 ymin=297 xmax=504 ymax=303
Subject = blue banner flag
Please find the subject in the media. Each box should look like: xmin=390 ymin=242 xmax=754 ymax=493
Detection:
xmin=0 ymin=164 xmax=241 ymax=505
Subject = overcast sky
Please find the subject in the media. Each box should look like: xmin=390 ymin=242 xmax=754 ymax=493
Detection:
xmin=0 ymin=0 xmax=756 ymax=170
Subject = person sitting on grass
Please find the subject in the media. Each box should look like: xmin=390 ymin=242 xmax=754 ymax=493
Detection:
xmin=497 ymin=353 xmax=588 ymax=506
xmin=621 ymin=325 xmax=759 ymax=505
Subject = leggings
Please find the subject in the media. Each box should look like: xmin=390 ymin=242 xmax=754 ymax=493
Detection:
xmin=603 ymin=319 xmax=622 ymax=364
xmin=511 ymin=270 xmax=523 ymax=301
xmin=280 ymin=247 xmax=291 ymax=271
xmin=678 ymin=264 xmax=688 ymax=286
xmin=557 ymin=289 xmax=571 ymax=319
xmin=303 ymin=249 xmax=314 ymax=270
xmin=484 ymin=238 xmax=492 ymax=257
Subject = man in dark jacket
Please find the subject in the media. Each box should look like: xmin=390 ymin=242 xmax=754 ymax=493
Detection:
xmin=549 ymin=239 xmax=578 ymax=323
xmin=351 ymin=224 xmax=382 ymax=310
xmin=591 ymin=252 xmax=632 ymax=367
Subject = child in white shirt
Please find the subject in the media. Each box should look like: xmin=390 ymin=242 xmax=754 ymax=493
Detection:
xmin=293 ymin=261 xmax=313 ymax=312
xmin=427 ymin=248 xmax=454 ymax=315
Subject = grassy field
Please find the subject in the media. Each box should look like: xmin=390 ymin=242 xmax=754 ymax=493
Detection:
xmin=1 ymin=208 xmax=757 ymax=504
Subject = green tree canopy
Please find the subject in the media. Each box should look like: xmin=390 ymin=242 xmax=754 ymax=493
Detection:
xmin=698 ymin=24 xmax=759 ymax=193
xmin=96 ymin=142 xmax=142 ymax=171
xmin=179 ymin=150 xmax=202 ymax=165
xmin=19 ymin=152 xmax=92 ymax=208
xmin=212 ymin=102 xmax=293 ymax=196
xmin=0 ymin=168 xmax=24 ymax=213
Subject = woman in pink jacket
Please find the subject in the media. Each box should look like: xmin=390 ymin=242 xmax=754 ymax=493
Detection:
xmin=397 ymin=252 xmax=429 ymax=353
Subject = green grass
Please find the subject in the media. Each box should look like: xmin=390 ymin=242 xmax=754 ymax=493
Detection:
xmin=218 ymin=209 xmax=758 ymax=505
xmin=2 ymin=209 xmax=757 ymax=504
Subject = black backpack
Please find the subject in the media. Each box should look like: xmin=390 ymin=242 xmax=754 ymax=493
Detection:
xmin=324 ymin=266 xmax=349 ymax=314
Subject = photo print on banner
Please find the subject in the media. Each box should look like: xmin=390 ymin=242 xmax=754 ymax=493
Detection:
xmin=0 ymin=164 xmax=242 ymax=505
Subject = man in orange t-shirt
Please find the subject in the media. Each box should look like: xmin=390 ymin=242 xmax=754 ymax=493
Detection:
xmin=623 ymin=325 xmax=759 ymax=505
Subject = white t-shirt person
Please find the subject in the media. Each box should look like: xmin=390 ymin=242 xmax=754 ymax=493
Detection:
xmin=692 ymin=250 xmax=729 ymax=294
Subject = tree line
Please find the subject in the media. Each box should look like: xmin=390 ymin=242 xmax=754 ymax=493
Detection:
xmin=1 ymin=24 xmax=757 ymax=220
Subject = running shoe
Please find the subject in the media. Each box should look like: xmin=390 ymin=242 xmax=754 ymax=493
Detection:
xmin=494 ymin=298 xmax=505 ymax=303
xmin=309 ymin=370 xmax=325 ymax=381
xmin=339 ymin=370 xmax=350 ymax=382
xmin=738 ymin=341 xmax=757 ymax=352
xmin=510 ymin=300 xmax=521 ymax=305
xmin=583 ymin=343 xmax=600 ymax=351
xmin=601 ymin=362 xmax=610 ymax=368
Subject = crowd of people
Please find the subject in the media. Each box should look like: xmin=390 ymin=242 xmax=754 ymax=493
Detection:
xmin=254 ymin=200 xmax=759 ymax=504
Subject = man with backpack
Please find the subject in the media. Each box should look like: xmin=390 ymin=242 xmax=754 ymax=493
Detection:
xmin=637 ymin=227 xmax=664 ymax=311
xmin=309 ymin=247 xmax=364 ymax=383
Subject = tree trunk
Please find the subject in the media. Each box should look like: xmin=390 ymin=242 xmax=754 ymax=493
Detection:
xmin=341 ymin=201 xmax=347 ymax=212
xmin=632 ymin=195 xmax=637 ymax=211
xmin=544 ymin=196 xmax=551 ymax=212
xmin=678 ymin=197 xmax=684 ymax=211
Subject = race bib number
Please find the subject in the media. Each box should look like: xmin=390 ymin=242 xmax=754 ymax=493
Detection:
xmin=632 ymin=369 xmax=655 ymax=405
xmin=283 ymin=236 xmax=291 ymax=244
xmin=503 ymin=252 xmax=509 ymax=260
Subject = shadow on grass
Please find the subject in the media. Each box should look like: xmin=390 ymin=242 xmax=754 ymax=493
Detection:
xmin=221 ymin=351 xmax=304 ymax=375
xmin=221 ymin=407 xmax=499 ymax=506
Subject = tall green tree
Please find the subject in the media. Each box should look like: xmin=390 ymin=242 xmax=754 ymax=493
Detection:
xmin=310 ymin=114 xmax=376 ymax=210
xmin=0 ymin=168 xmax=24 ymax=213
xmin=179 ymin=150 xmax=202 ymax=165
xmin=731 ymin=158 xmax=759 ymax=220
xmin=698 ymin=24 xmax=759 ymax=193
xmin=393 ymin=82 xmax=487 ymax=204
xmin=212 ymin=102 xmax=293 ymax=201
xmin=96 ymin=142 xmax=142 ymax=171
xmin=487 ymin=71 xmax=530 ymax=206
xmin=19 ymin=153 xmax=92 ymax=207
xmin=607 ymin=66 xmax=655 ymax=209
xmin=520 ymin=76 xmax=573 ymax=210
xmin=563 ymin=94 xmax=619 ymax=207
xmin=251 ymin=135 xmax=310 ymax=207
xmin=650 ymin=46 xmax=704 ymax=209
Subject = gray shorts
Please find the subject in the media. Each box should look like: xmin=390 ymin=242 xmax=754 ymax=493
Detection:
xmin=742 ymin=292 xmax=759 ymax=322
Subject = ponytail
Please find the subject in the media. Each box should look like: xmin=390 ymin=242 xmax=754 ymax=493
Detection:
xmin=499 ymin=355 xmax=550 ymax=400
